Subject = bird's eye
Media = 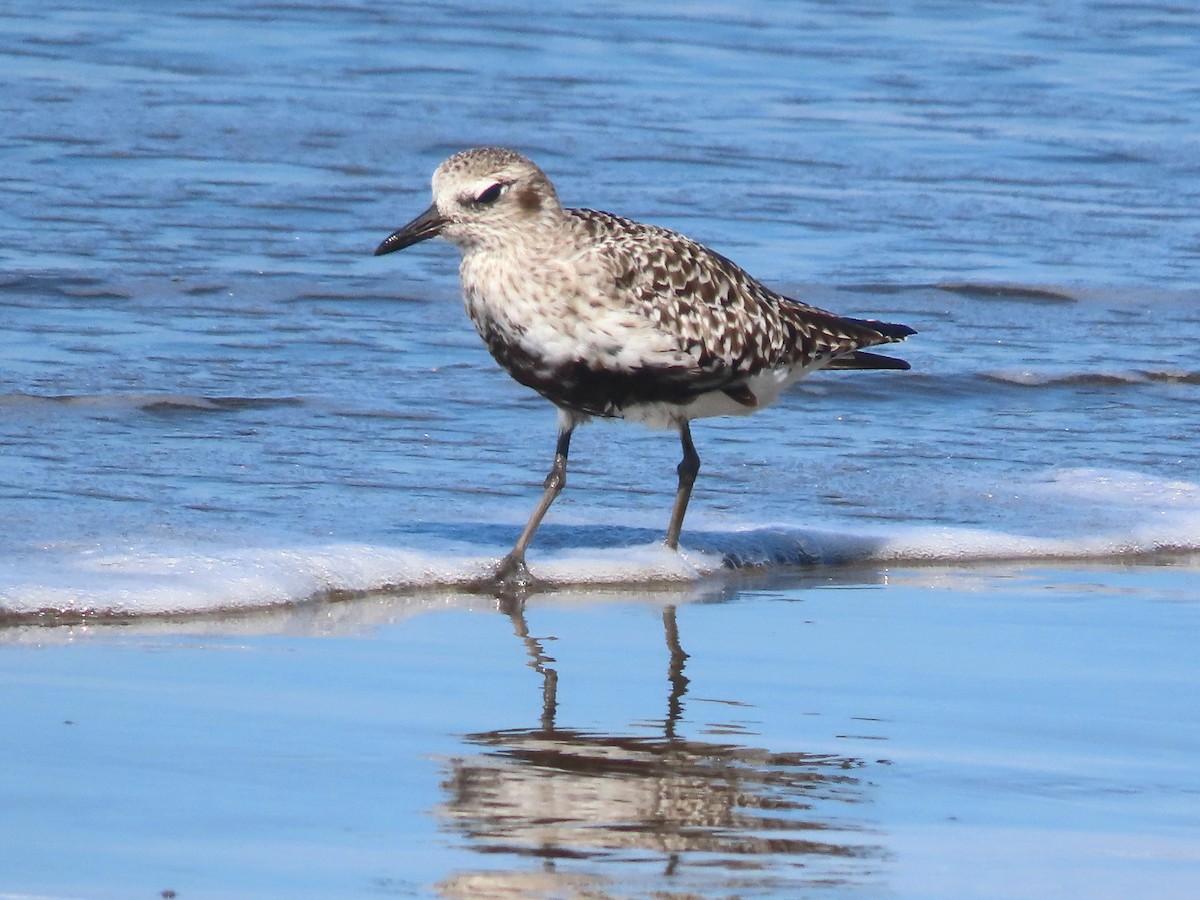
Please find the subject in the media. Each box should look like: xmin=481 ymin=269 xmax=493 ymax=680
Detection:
xmin=473 ymin=183 xmax=507 ymax=206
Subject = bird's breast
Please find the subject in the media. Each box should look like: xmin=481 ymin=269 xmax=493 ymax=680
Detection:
xmin=461 ymin=248 xmax=686 ymax=365
xmin=457 ymin=251 xmax=719 ymax=419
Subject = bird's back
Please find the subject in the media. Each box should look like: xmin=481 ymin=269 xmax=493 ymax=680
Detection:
xmin=569 ymin=207 xmax=912 ymax=378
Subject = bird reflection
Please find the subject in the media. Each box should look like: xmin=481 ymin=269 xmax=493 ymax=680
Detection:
xmin=661 ymin=605 xmax=689 ymax=740
xmin=436 ymin=600 xmax=884 ymax=898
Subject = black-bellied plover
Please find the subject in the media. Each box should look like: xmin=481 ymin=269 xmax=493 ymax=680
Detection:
xmin=375 ymin=148 xmax=914 ymax=587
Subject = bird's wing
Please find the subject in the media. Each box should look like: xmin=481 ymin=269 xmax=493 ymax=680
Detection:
xmin=574 ymin=209 xmax=909 ymax=382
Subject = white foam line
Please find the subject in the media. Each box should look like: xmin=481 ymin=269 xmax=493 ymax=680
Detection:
xmin=0 ymin=541 xmax=727 ymax=620
xmin=706 ymin=519 xmax=1200 ymax=569
xmin=2 ymin=507 xmax=1198 ymax=621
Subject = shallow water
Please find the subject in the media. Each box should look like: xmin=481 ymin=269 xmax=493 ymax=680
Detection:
xmin=2 ymin=570 xmax=1198 ymax=898
xmin=2 ymin=1 xmax=1200 ymax=897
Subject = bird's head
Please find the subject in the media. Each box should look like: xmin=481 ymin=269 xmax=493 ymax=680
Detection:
xmin=375 ymin=147 xmax=563 ymax=257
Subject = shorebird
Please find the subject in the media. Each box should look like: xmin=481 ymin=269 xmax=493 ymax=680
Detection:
xmin=375 ymin=148 xmax=914 ymax=586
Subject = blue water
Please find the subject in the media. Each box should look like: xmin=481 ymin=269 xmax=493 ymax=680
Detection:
xmin=2 ymin=3 xmax=1200 ymax=897
xmin=3 ymin=0 xmax=1200 ymax=616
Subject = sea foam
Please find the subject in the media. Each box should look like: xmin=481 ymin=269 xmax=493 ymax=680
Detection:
xmin=2 ymin=468 xmax=1197 ymax=623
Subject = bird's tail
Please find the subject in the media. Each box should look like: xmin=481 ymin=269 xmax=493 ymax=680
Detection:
xmin=825 ymin=350 xmax=911 ymax=370
xmin=827 ymin=316 xmax=916 ymax=370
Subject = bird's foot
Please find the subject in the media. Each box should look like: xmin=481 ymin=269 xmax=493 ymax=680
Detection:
xmin=491 ymin=551 xmax=536 ymax=594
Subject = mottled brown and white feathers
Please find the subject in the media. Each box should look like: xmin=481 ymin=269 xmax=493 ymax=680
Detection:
xmin=574 ymin=207 xmax=911 ymax=377
xmin=376 ymin=147 xmax=914 ymax=427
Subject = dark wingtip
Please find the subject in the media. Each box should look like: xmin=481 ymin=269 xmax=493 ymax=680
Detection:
xmin=885 ymin=322 xmax=918 ymax=339
xmin=842 ymin=317 xmax=917 ymax=341
xmin=373 ymin=234 xmax=401 ymax=256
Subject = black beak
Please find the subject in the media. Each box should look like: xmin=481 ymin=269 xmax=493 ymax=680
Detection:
xmin=374 ymin=203 xmax=445 ymax=256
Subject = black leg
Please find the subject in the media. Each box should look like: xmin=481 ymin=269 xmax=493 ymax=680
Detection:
xmin=664 ymin=422 xmax=700 ymax=550
xmin=494 ymin=420 xmax=575 ymax=587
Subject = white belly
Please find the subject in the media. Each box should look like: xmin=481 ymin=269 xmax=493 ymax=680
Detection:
xmin=621 ymin=362 xmax=824 ymax=429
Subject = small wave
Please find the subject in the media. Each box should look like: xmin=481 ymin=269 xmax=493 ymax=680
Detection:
xmin=2 ymin=468 xmax=1195 ymax=626
xmin=983 ymin=369 xmax=1143 ymax=388
xmin=2 ymin=525 xmax=1197 ymax=626
xmin=0 ymin=542 xmax=726 ymax=628
xmin=0 ymin=392 xmax=301 ymax=413
xmin=0 ymin=272 xmax=134 ymax=302
xmin=981 ymin=368 xmax=1200 ymax=388
xmin=935 ymin=283 xmax=1077 ymax=304
xmin=697 ymin=520 xmax=1200 ymax=570
xmin=1140 ymin=369 xmax=1200 ymax=386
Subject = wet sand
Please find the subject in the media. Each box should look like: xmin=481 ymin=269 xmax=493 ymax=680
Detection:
xmin=2 ymin=560 xmax=1197 ymax=899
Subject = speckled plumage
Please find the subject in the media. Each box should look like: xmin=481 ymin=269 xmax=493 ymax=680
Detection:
xmin=529 ymin=206 xmax=912 ymax=421
xmin=375 ymin=148 xmax=915 ymax=586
